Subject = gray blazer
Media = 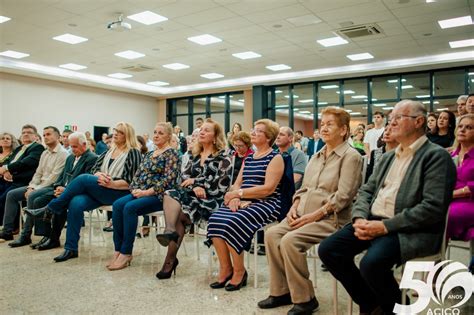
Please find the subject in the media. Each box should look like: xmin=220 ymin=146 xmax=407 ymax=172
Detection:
xmin=352 ymin=139 xmax=456 ymax=263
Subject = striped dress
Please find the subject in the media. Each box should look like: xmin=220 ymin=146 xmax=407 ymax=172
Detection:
xmin=207 ymin=150 xmax=281 ymax=254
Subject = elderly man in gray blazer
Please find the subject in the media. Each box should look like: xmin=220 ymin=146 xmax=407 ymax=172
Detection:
xmin=319 ymin=100 xmax=456 ymax=315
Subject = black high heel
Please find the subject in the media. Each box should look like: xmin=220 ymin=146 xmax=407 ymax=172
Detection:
xmin=156 ymin=231 xmax=179 ymax=247
xmin=156 ymin=258 xmax=179 ymax=279
xmin=225 ymin=271 xmax=248 ymax=291
xmin=210 ymin=272 xmax=233 ymax=289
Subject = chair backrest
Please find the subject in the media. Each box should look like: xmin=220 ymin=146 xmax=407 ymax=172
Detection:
xmin=361 ymin=155 xmax=368 ymax=184
xmin=277 ymin=152 xmax=296 ymax=222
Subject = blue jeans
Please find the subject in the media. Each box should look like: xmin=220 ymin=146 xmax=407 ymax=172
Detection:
xmin=47 ymin=174 xmax=129 ymax=251
xmin=318 ymin=223 xmax=401 ymax=314
xmin=112 ymin=194 xmax=163 ymax=254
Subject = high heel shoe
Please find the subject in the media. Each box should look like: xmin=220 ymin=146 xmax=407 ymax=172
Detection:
xmin=210 ymin=272 xmax=233 ymax=289
xmin=107 ymin=254 xmax=133 ymax=271
xmin=105 ymin=252 xmax=120 ymax=268
xmin=225 ymin=271 xmax=248 ymax=291
xmin=156 ymin=231 xmax=179 ymax=247
xmin=156 ymin=258 xmax=179 ymax=279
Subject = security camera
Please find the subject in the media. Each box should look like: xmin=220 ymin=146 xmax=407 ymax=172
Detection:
xmin=107 ymin=14 xmax=131 ymax=31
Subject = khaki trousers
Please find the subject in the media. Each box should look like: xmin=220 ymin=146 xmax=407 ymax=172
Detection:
xmin=265 ymin=218 xmax=337 ymax=303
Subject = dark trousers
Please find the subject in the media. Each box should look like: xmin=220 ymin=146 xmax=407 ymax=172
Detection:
xmin=318 ymin=223 xmax=402 ymax=314
xmin=0 ymin=180 xmax=14 ymax=225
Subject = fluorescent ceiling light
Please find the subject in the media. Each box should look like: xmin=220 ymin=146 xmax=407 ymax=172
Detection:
xmin=436 ymin=108 xmax=449 ymax=111
xmin=275 ymin=90 xmax=283 ymax=93
xmin=300 ymin=111 xmax=311 ymax=114
xmin=266 ymin=64 xmax=292 ymax=71
xmin=438 ymin=16 xmax=473 ymax=29
xmin=320 ymin=85 xmax=338 ymax=89
xmin=163 ymin=63 xmax=190 ymax=70
xmin=238 ymin=99 xmax=244 ymax=102
xmin=59 ymin=63 xmax=87 ymax=70
xmin=347 ymin=53 xmax=374 ymax=61
xmin=200 ymin=73 xmax=224 ymax=79
xmin=0 ymin=16 xmax=11 ymax=24
xmin=284 ymin=95 xmax=299 ymax=99
xmin=298 ymin=99 xmax=313 ymax=103
xmin=415 ymin=95 xmax=430 ymax=98
xmin=336 ymin=90 xmax=355 ymax=94
xmin=53 ymin=33 xmax=88 ymax=44
xmin=469 ymin=72 xmax=474 ymax=75
xmin=351 ymin=95 xmax=367 ymax=99
xmin=349 ymin=112 xmax=361 ymax=115
xmin=187 ymin=34 xmax=222 ymax=45
xmin=426 ymin=0 xmax=436 ymax=3
xmin=107 ymin=73 xmax=133 ymax=79
xmin=373 ymin=103 xmax=387 ymax=107
xmin=382 ymin=107 xmax=395 ymax=110
xmin=345 ymin=109 xmax=353 ymax=112
xmin=0 ymin=50 xmax=29 ymax=59
xmin=232 ymin=51 xmax=261 ymax=59
xmin=127 ymin=11 xmax=168 ymax=25
xmin=318 ymin=102 xmax=328 ymax=105
xmin=317 ymin=36 xmax=348 ymax=47
xmin=387 ymin=79 xmax=406 ymax=83
xmin=422 ymin=101 xmax=439 ymax=104
xmin=449 ymin=39 xmax=474 ymax=48
xmin=147 ymin=80 xmax=169 ymax=87
xmin=114 ymin=50 xmax=145 ymax=60
xmin=401 ymin=85 xmax=413 ymax=89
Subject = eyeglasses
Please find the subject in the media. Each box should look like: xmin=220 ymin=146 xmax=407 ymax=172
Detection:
xmin=390 ymin=114 xmax=419 ymax=122
xmin=113 ymin=128 xmax=125 ymax=135
xmin=1 ymin=137 xmax=11 ymax=140
xmin=250 ymin=128 xmax=265 ymax=135
xmin=234 ymin=144 xmax=247 ymax=149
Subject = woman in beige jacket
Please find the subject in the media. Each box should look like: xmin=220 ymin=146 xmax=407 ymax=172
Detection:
xmin=258 ymin=106 xmax=363 ymax=315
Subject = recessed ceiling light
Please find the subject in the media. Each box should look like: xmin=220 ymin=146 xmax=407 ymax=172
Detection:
xmin=373 ymin=103 xmax=387 ymax=107
xmin=0 ymin=50 xmax=29 ymax=59
xmin=187 ymin=34 xmax=222 ymax=45
xmin=299 ymin=99 xmax=313 ymax=103
xmin=200 ymin=73 xmax=224 ymax=79
xmin=387 ymin=79 xmax=406 ymax=83
xmin=438 ymin=16 xmax=473 ymax=29
xmin=53 ymin=33 xmax=88 ymax=44
xmin=284 ymin=95 xmax=299 ymax=99
xmin=147 ymin=80 xmax=169 ymax=86
xmin=436 ymin=107 xmax=449 ymax=111
xmin=415 ymin=95 xmax=430 ymax=98
xmin=320 ymin=84 xmax=339 ymax=89
xmin=351 ymin=95 xmax=368 ymax=99
xmin=114 ymin=50 xmax=145 ymax=60
xmin=163 ymin=63 xmax=190 ymax=70
xmin=59 ymin=63 xmax=87 ymax=71
xmin=300 ymin=111 xmax=311 ymax=114
xmin=0 ymin=16 xmax=11 ymax=24
xmin=422 ymin=101 xmax=439 ymax=104
xmin=127 ymin=11 xmax=168 ymax=25
xmin=399 ymin=85 xmax=414 ymax=89
xmin=347 ymin=53 xmax=374 ymax=61
xmin=426 ymin=0 xmax=436 ymax=3
xmin=349 ymin=112 xmax=361 ymax=115
xmin=317 ymin=36 xmax=348 ymax=47
xmin=107 ymin=73 xmax=133 ymax=79
xmin=382 ymin=107 xmax=395 ymax=110
xmin=449 ymin=39 xmax=474 ymax=48
xmin=469 ymin=72 xmax=474 ymax=76
xmin=336 ymin=90 xmax=355 ymax=94
xmin=275 ymin=90 xmax=283 ymax=93
xmin=345 ymin=109 xmax=353 ymax=113
xmin=318 ymin=102 xmax=328 ymax=105
xmin=232 ymin=51 xmax=262 ymax=60
xmin=266 ymin=64 xmax=292 ymax=71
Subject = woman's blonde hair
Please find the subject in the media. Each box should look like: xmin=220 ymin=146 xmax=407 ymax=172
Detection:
xmin=453 ymin=113 xmax=474 ymax=150
xmin=321 ymin=106 xmax=351 ymax=140
xmin=192 ymin=118 xmax=226 ymax=156
xmin=155 ymin=122 xmax=173 ymax=143
xmin=0 ymin=132 xmax=19 ymax=153
xmin=113 ymin=122 xmax=139 ymax=151
xmin=254 ymin=119 xmax=280 ymax=146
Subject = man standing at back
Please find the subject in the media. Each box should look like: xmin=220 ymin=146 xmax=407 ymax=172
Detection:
xmin=364 ymin=111 xmax=385 ymax=157
xmin=307 ymin=129 xmax=325 ymax=159
xmin=319 ymin=100 xmax=456 ymax=314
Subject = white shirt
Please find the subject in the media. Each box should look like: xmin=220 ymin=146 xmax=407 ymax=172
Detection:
xmin=363 ymin=127 xmax=384 ymax=152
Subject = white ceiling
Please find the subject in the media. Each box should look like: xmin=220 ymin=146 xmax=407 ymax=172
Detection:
xmin=0 ymin=0 xmax=473 ymax=97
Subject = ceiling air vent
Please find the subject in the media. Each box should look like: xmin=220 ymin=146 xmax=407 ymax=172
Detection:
xmin=121 ymin=65 xmax=154 ymax=72
xmin=336 ymin=24 xmax=383 ymax=39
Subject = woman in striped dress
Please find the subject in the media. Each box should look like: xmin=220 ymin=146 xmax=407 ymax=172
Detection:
xmin=207 ymin=119 xmax=284 ymax=291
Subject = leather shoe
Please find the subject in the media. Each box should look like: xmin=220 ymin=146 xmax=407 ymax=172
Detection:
xmin=287 ymin=297 xmax=319 ymax=315
xmin=8 ymin=237 xmax=32 ymax=248
xmin=38 ymin=239 xmax=60 ymax=251
xmin=258 ymin=293 xmax=292 ymax=309
xmin=224 ymin=271 xmax=248 ymax=291
xmin=54 ymin=249 xmax=78 ymax=262
xmin=30 ymin=236 xmax=49 ymax=249
xmin=0 ymin=231 xmax=13 ymax=241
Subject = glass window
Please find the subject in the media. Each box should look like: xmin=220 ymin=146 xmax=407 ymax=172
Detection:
xmin=275 ymin=107 xmax=290 ymax=127
xmin=433 ymin=98 xmax=457 ymax=115
xmin=193 ymin=97 xmax=207 ymax=114
xmin=231 ymin=93 xmax=245 ymax=111
xmin=318 ymin=81 xmax=339 ymax=105
xmin=193 ymin=114 xmax=206 ymax=130
xmin=294 ymin=84 xmax=313 ymax=107
xmin=210 ymin=96 xmax=225 ymax=112
xmin=469 ymin=69 xmax=474 ymax=93
xmin=211 ymin=112 xmax=226 ymax=132
xmin=176 ymin=115 xmax=189 ymax=136
xmin=433 ymin=70 xmax=465 ymax=97
xmin=176 ymin=99 xmax=188 ymax=115
xmin=343 ymin=79 xmax=367 ymax=104
xmin=275 ymin=86 xmax=289 ymax=109
xmin=345 ymin=104 xmax=368 ymax=128
xmin=372 ymin=76 xmax=399 ymax=100
xmin=230 ymin=112 xmax=245 ymax=132
xmin=401 ymin=73 xmax=430 ymax=100
xmin=372 ymin=102 xmax=397 ymax=118
xmin=294 ymin=106 xmax=314 ymax=136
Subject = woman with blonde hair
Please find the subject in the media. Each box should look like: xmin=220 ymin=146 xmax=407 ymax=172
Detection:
xmin=107 ymin=122 xmax=180 ymax=270
xmin=155 ymin=118 xmax=233 ymax=279
xmin=26 ymin=122 xmax=142 ymax=262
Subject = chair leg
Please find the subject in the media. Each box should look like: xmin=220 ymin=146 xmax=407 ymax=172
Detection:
xmin=254 ymin=232 xmax=258 ymax=288
xmin=88 ymin=210 xmax=93 ymax=245
xmin=332 ymin=278 xmax=338 ymax=315
xmin=194 ymin=224 xmax=200 ymax=261
xmin=97 ymin=210 xmax=105 ymax=242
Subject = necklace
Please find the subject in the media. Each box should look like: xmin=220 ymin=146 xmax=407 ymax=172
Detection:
xmin=254 ymin=147 xmax=272 ymax=159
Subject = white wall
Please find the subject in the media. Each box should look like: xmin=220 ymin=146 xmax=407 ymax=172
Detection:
xmin=0 ymin=73 xmax=159 ymax=137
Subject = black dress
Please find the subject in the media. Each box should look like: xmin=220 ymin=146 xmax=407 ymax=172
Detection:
xmin=427 ymin=133 xmax=454 ymax=148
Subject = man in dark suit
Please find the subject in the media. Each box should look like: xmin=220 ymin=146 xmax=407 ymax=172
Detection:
xmin=9 ymin=132 xmax=97 ymax=249
xmin=0 ymin=124 xmax=44 ymax=227
xmin=306 ymin=129 xmax=325 ymax=159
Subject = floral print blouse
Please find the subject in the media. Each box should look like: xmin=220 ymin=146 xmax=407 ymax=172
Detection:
xmin=130 ymin=148 xmax=180 ymax=200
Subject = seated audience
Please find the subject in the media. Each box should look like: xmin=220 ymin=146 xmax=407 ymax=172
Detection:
xmin=352 ymin=127 xmax=366 ymax=154
xmin=466 ymin=94 xmax=474 ymax=114
xmin=25 ymin=122 xmax=142 ymax=262
xmin=307 ymin=129 xmax=325 ymax=159
xmin=365 ymin=124 xmax=399 ymax=181
xmin=10 ymin=132 xmax=97 ymax=249
xmin=207 ymin=119 xmax=283 ymax=291
xmin=275 ymin=127 xmax=307 ymax=190
xmin=108 ymin=123 xmax=180 ymax=271
xmin=318 ymin=100 xmax=456 ymax=315
xmin=0 ymin=132 xmax=20 ymax=222
xmin=257 ymin=107 xmax=362 ymax=314
xmin=181 ymin=129 xmax=199 ymax=174
xmin=0 ymin=126 xmax=67 ymax=242
xmin=426 ymin=113 xmax=438 ymax=136
xmin=427 ymin=110 xmax=455 ymax=148
xmin=447 ymin=114 xmax=474 ymax=272
xmin=227 ymin=122 xmax=242 ymax=150
xmin=95 ymin=133 xmax=109 ymax=155
xmin=155 ymin=118 xmax=232 ymax=279
xmin=61 ymin=129 xmax=73 ymax=153
xmin=173 ymin=125 xmax=187 ymax=154
xmin=230 ymin=131 xmax=253 ymax=184
xmin=456 ymin=95 xmax=468 ymax=123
